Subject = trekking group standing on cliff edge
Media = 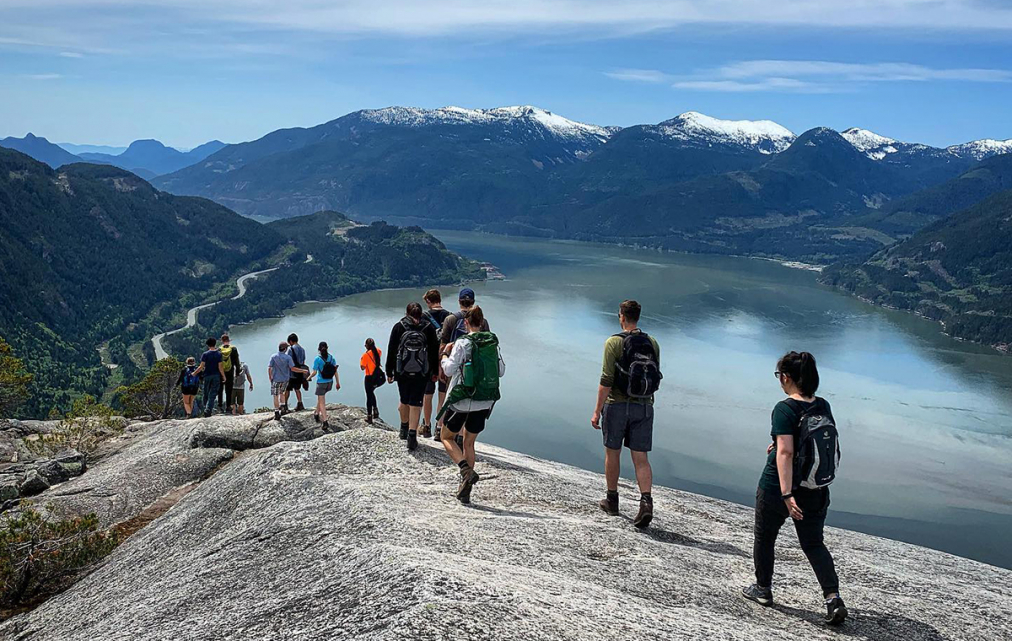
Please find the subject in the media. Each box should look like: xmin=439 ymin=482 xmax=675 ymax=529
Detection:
xmin=175 ymin=287 xmax=847 ymax=626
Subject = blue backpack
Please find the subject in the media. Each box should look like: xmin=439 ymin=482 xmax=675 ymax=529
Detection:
xmin=183 ymin=366 xmax=200 ymax=388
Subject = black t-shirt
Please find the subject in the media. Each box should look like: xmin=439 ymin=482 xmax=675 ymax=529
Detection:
xmin=424 ymin=308 xmax=452 ymax=336
xmin=759 ymin=397 xmax=834 ymax=492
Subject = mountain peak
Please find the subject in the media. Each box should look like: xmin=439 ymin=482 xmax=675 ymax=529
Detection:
xmin=947 ymin=138 xmax=1012 ymax=161
xmin=357 ymin=105 xmax=611 ymax=142
xmin=652 ymin=112 xmax=795 ymax=154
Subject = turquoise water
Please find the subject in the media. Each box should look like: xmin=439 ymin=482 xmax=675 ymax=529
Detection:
xmin=225 ymin=232 xmax=1012 ymax=568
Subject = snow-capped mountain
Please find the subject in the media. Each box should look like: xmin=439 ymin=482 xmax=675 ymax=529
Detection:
xmin=946 ymin=138 xmax=1012 ymax=161
xmin=647 ymin=111 xmax=796 ymax=154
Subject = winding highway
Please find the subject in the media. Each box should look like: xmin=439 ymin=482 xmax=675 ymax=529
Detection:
xmin=151 ymin=267 xmax=279 ymax=360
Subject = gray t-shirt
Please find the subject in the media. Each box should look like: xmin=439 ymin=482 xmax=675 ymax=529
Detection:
xmin=269 ymin=352 xmax=295 ymax=383
xmin=233 ymin=363 xmax=249 ymax=389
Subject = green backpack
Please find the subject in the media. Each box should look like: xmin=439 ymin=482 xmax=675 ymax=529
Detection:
xmin=436 ymin=332 xmax=501 ymax=419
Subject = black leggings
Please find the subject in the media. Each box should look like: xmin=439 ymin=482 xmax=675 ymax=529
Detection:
xmin=753 ymin=486 xmax=839 ymax=597
xmin=364 ymin=376 xmax=378 ymax=413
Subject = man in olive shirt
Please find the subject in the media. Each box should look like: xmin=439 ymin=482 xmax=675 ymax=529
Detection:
xmin=591 ymin=300 xmax=660 ymax=528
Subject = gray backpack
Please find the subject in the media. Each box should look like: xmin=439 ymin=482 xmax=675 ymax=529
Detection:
xmin=396 ymin=320 xmax=428 ymax=377
xmin=787 ymin=399 xmax=841 ymax=490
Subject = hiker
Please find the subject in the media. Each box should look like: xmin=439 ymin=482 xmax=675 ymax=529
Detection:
xmin=439 ymin=287 xmax=490 ymax=446
xmin=742 ymin=351 xmax=847 ymax=626
xmin=194 ymin=337 xmax=225 ymax=418
xmin=219 ymin=333 xmax=240 ymax=413
xmin=386 ymin=302 xmax=439 ymax=451
xmin=309 ymin=341 xmax=340 ymax=432
xmin=231 ymin=359 xmax=253 ymax=415
xmin=269 ymin=341 xmax=306 ymax=421
xmin=421 ymin=289 xmax=452 ymax=438
xmin=176 ymin=356 xmax=201 ymax=418
xmin=591 ymin=300 xmax=662 ymax=528
xmin=436 ymin=306 xmax=504 ymax=504
xmin=284 ymin=333 xmax=308 ymax=412
xmin=360 ymin=338 xmax=384 ymax=424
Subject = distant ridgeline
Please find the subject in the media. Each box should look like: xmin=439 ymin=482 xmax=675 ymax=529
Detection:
xmin=822 ymin=189 xmax=1012 ymax=348
xmin=0 ymin=148 xmax=480 ymax=418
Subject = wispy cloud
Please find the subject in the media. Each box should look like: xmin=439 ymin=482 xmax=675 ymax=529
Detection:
xmin=2 ymin=1 xmax=1012 ymax=57
xmin=23 ymin=73 xmax=63 ymax=80
xmin=59 ymin=51 xmax=83 ymax=58
xmin=608 ymin=59 xmax=1012 ymax=93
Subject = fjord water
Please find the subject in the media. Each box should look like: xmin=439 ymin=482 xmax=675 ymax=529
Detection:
xmin=230 ymin=232 xmax=1012 ymax=569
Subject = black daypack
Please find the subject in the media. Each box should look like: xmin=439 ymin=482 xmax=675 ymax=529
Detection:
xmin=787 ymin=398 xmax=841 ymax=490
xmin=320 ymin=357 xmax=338 ymax=380
xmin=396 ymin=320 xmax=429 ymax=377
xmin=613 ymin=331 xmax=662 ymax=398
xmin=449 ymin=311 xmax=468 ymax=343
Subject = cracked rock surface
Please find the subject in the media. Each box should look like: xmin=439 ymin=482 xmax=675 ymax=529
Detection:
xmin=2 ymin=409 xmax=1009 ymax=640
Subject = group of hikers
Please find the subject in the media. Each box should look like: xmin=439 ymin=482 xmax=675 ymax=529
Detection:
xmin=175 ymin=289 xmax=848 ymax=626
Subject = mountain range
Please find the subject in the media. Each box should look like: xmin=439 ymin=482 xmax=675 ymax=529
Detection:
xmin=0 ymin=135 xmax=225 ymax=179
xmin=0 ymin=147 xmax=476 ymax=418
xmin=150 ymin=105 xmax=1011 ymax=261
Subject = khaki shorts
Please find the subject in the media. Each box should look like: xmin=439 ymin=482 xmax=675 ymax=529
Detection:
xmin=232 ymin=386 xmax=245 ymax=406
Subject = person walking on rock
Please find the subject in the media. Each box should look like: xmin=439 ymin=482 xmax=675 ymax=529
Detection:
xmin=742 ymin=351 xmax=847 ymax=626
xmin=436 ymin=306 xmax=504 ymax=504
xmin=360 ymin=338 xmax=383 ymax=424
xmin=421 ymin=289 xmax=452 ymax=438
xmin=591 ymin=300 xmax=662 ymax=528
xmin=269 ymin=341 xmax=305 ymax=421
xmin=176 ymin=356 xmax=201 ymax=418
xmin=194 ymin=337 xmax=226 ymax=418
xmin=310 ymin=341 xmax=340 ymax=432
xmin=387 ymin=302 xmax=439 ymax=451
xmin=219 ymin=333 xmax=240 ymax=413
xmin=284 ymin=333 xmax=308 ymax=413
xmin=439 ymin=287 xmax=489 ymax=447
xmin=232 ymin=359 xmax=253 ymax=415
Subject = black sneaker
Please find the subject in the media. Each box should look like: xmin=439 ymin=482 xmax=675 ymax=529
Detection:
xmin=313 ymin=412 xmax=321 ymax=423
xmin=274 ymin=410 xmax=281 ymax=421
xmin=456 ymin=468 xmax=480 ymax=504
xmin=203 ymin=411 xmax=211 ymax=418
xmin=825 ymin=596 xmax=848 ymax=626
xmin=598 ymin=494 xmax=619 ymax=516
xmin=322 ymin=421 xmax=332 ymax=434
xmin=633 ymin=497 xmax=653 ymax=529
xmin=399 ymin=424 xmax=409 ymax=440
xmin=296 ymin=402 xmax=305 ymax=412
xmin=407 ymin=430 xmax=418 ymax=451
xmin=741 ymin=584 xmax=773 ymax=607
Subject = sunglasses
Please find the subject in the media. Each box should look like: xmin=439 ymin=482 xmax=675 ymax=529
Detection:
xmin=774 ymin=371 xmax=784 ymax=379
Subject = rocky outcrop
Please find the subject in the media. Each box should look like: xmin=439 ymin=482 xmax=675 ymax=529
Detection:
xmin=1 ymin=420 xmax=89 ymax=508
xmin=2 ymin=408 xmax=1009 ymax=640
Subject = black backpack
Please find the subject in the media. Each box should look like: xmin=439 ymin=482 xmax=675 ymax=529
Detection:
xmin=786 ymin=398 xmax=840 ymax=490
xmin=448 ymin=311 xmax=468 ymax=343
xmin=613 ymin=331 xmax=662 ymax=398
xmin=396 ymin=320 xmax=429 ymax=377
xmin=320 ymin=356 xmax=338 ymax=380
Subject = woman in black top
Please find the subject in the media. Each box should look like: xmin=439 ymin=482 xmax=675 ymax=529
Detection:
xmin=741 ymin=351 xmax=848 ymax=626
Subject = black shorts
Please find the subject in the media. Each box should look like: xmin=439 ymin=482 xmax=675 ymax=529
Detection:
xmin=444 ymin=409 xmax=491 ymax=435
xmin=424 ymin=378 xmax=448 ymax=395
xmin=601 ymin=402 xmax=654 ymax=452
xmin=181 ymin=386 xmax=199 ymax=396
xmin=287 ymin=372 xmax=306 ymax=392
xmin=396 ymin=377 xmax=428 ymax=408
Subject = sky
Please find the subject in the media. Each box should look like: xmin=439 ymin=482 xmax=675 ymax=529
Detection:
xmin=2 ymin=0 xmax=1012 ymax=149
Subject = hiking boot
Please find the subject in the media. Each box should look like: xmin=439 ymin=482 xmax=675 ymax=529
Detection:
xmin=203 ymin=410 xmax=212 ymax=418
xmin=322 ymin=421 xmax=332 ymax=434
xmin=456 ymin=467 xmax=480 ymax=504
xmin=598 ymin=493 xmax=619 ymax=516
xmin=365 ymin=414 xmax=373 ymax=425
xmin=742 ymin=584 xmax=774 ymax=607
xmin=274 ymin=410 xmax=281 ymax=421
xmin=407 ymin=430 xmax=418 ymax=451
xmin=433 ymin=423 xmax=441 ymax=440
xmin=825 ymin=596 xmax=848 ymax=626
xmin=399 ymin=423 xmax=408 ymax=440
xmin=419 ymin=421 xmax=432 ymax=439
xmin=296 ymin=402 xmax=305 ymax=412
xmin=633 ymin=497 xmax=654 ymax=529
xmin=313 ymin=412 xmax=321 ymax=423
xmin=281 ymin=404 xmax=289 ymax=416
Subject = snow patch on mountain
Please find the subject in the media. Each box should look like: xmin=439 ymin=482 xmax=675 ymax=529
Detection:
xmin=841 ymin=128 xmax=897 ymax=153
xmin=649 ymin=112 xmax=795 ymax=154
xmin=359 ymin=106 xmax=612 ymax=143
xmin=947 ymin=138 xmax=1012 ymax=161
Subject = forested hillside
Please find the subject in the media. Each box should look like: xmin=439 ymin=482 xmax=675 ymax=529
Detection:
xmin=822 ymin=189 xmax=1012 ymax=348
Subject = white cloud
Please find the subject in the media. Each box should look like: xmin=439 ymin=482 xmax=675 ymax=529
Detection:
xmin=603 ymin=68 xmax=671 ymax=83
xmin=1 ymin=0 xmax=1012 ymax=56
xmin=672 ymin=77 xmax=835 ymax=93
xmin=23 ymin=73 xmax=63 ymax=80
xmin=59 ymin=51 xmax=84 ymax=58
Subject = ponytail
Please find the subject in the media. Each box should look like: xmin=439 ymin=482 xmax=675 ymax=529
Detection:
xmin=318 ymin=341 xmax=329 ymax=361
xmin=777 ymin=351 xmax=820 ymax=397
xmin=365 ymin=338 xmax=380 ymax=368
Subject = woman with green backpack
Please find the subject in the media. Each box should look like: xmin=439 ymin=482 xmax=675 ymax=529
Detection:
xmin=436 ymin=306 xmax=505 ymax=504
xmin=309 ymin=341 xmax=340 ymax=432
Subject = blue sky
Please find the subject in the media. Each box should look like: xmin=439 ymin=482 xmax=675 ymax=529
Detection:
xmin=2 ymin=1 xmax=1012 ymax=149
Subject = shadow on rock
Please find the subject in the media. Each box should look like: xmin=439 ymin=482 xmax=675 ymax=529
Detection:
xmin=642 ymin=526 xmax=750 ymax=558
xmin=466 ymin=504 xmax=559 ymax=520
xmin=775 ymin=604 xmax=950 ymax=641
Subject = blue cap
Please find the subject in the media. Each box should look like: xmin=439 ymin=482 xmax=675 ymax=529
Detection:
xmin=458 ymin=287 xmax=475 ymax=301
